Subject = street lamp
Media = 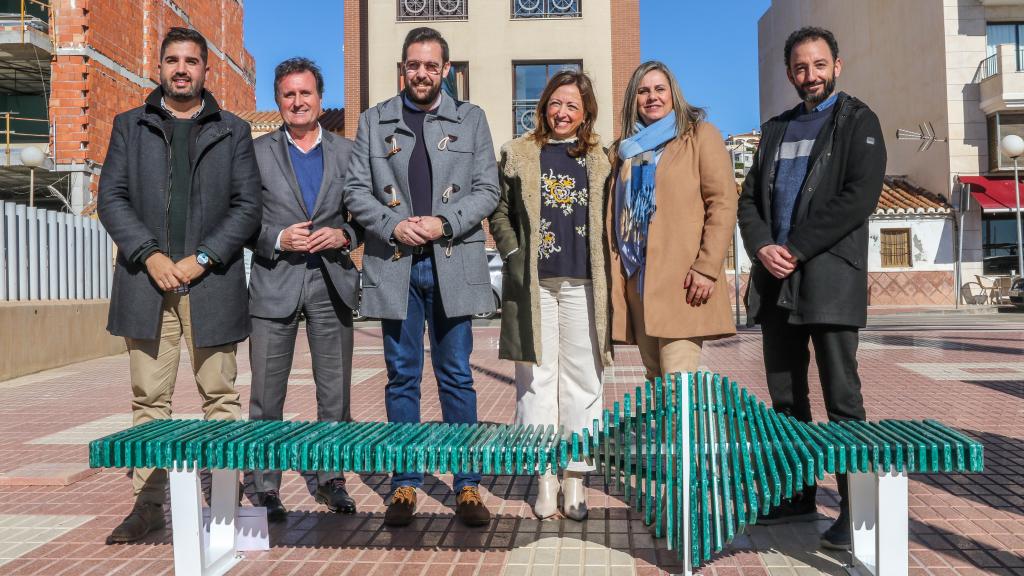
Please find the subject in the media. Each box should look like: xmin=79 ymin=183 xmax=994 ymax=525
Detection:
xmin=20 ymin=145 xmax=44 ymax=208
xmin=999 ymin=134 xmax=1024 ymax=279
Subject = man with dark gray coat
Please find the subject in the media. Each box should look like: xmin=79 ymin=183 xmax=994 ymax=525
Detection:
xmin=97 ymin=27 xmax=260 ymax=543
xmin=344 ymin=27 xmax=499 ymax=528
xmin=248 ymin=58 xmax=362 ymax=521
xmin=738 ymin=27 xmax=886 ymax=551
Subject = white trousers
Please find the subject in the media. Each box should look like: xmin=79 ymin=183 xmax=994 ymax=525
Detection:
xmin=514 ymin=277 xmax=604 ymax=472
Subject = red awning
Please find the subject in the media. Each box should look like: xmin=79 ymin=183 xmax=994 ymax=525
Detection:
xmin=958 ymin=175 xmax=1024 ymax=212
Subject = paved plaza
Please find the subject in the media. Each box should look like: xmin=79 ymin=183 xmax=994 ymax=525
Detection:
xmin=0 ymin=311 xmax=1021 ymax=575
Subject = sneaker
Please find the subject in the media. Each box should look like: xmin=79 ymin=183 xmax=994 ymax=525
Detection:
xmin=106 ymin=501 xmax=166 ymax=544
xmin=315 ymin=478 xmax=357 ymax=514
xmin=455 ymin=486 xmax=491 ymax=527
xmin=259 ymin=490 xmax=287 ymax=523
xmin=820 ymin=511 xmax=851 ymax=551
xmin=383 ymin=486 xmax=417 ymax=527
xmin=758 ymin=494 xmax=819 ymax=525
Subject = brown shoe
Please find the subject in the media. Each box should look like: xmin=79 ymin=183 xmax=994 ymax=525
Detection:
xmin=455 ymin=486 xmax=491 ymax=527
xmin=384 ymin=486 xmax=417 ymax=527
xmin=106 ymin=501 xmax=166 ymax=544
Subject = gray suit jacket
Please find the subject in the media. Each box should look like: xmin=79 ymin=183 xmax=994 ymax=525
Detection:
xmin=343 ymin=93 xmax=500 ymax=320
xmin=249 ymin=127 xmax=362 ymax=318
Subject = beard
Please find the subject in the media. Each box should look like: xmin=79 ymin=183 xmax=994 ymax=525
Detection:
xmin=796 ymin=75 xmax=836 ymax=107
xmin=162 ymin=74 xmax=204 ymax=101
xmin=404 ymin=79 xmax=442 ymax=107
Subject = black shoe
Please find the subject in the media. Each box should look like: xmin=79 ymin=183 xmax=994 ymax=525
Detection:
xmin=383 ymin=486 xmax=417 ymax=527
xmin=758 ymin=494 xmax=819 ymax=525
xmin=259 ymin=490 xmax=288 ymax=523
xmin=821 ymin=511 xmax=851 ymax=551
xmin=315 ymin=478 xmax=357 ymax=514
xmin=106 ymin=501 xmax=166 ymax=544
xmin=455 ymin=486 xmax=491 ymax=527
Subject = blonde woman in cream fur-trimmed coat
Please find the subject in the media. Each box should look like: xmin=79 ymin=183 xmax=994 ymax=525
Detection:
xmin=488 ymin=70 xmax=612 ymax=521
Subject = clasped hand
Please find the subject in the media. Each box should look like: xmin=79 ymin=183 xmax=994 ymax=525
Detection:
xmin=280 ymin=221 xmax=349 ymax=253
xmin=394 ymin=216 xmax=444 ymax=246
xmin=757 ymin=244 xmax=798 ymax=279
xmin=144 ymin=252 xmax=205 ymax=292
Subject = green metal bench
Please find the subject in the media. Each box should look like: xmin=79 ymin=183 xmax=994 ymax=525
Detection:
xmin=89 ymin=372 xmax=983 ymax=576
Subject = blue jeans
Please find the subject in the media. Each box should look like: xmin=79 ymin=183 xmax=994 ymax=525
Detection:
xmin=382 ymin=255 xmax=481 ymax=493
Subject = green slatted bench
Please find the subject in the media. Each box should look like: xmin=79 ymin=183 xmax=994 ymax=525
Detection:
xmin=89 ymin=372 xmax=983 ymax=576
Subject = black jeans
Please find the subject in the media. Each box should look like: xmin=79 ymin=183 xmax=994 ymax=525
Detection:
xmin=758 ymin=297 xmax=866 ymax=512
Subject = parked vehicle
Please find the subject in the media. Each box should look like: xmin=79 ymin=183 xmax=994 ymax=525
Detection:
xmin=1011 ymin=276 xmax=1024 ymax=309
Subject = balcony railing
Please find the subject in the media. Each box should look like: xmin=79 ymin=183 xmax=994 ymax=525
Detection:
xmin=977 ymin=47 xmax=1024 ymax=81
xmin=513 ymin=99 xmax=539 ymax=137
xmin=511 ymin=0 xmax=581 ymax=19
xmin=397 ymin=0 xmax=468 ymax=21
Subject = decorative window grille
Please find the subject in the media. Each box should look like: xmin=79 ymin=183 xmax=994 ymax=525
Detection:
xmin=511 ymin=0 xmax=581 ymax=19
xmin=397 ymin=0 xmax=468 ymax=21
xmin=880 ymin=228 xmax=912 ymax=268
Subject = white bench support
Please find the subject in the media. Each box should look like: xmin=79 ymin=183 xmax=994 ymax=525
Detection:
xmin=169 ymin=465 xmax=242 ymax=576
xmin=846 ymin=469 xmax=909 ymax=576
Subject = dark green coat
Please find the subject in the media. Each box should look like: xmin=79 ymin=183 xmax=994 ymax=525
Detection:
xmin=488 ymin=135 xmax=613 ymax=365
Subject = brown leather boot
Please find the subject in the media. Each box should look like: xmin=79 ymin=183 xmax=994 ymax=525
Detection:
xmin=383 ymin=485 xmax=417 ymax=527
xmin=106 ymin=500 xmax=166 ymax=544
xmin=455 ymin=486 xmax=491 ymax=527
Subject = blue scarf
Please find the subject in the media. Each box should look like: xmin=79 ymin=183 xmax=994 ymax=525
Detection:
xmin=615 ymin=112 xmax=677 ymax=293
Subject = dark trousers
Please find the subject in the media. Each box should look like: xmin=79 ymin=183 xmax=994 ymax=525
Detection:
xmin=759 ymin=297 xmax=866 ymax=512
xmin=249 ymin=266 xmax=353 ymax=492
xmin=382 ymin=255 xmax=481 ymax=493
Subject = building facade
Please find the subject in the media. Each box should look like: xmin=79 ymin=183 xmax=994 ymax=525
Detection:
xmin=0 ymin=0 xmax=255 ymax=213
xmin=756 ymin=0 xmax=1024 ymax=304
xmin=343 ymin=0 xmax=640 ymax=152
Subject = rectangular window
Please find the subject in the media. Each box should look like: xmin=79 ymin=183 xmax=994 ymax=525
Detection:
xmin=511 ymin=0 xmax=581 ymax=19
xmin=982 ymin=214 xmax=1023 ymax=274
xmin=880 ymin=228 xmax=912 ymax=268
xmin=987 ymin=112 xmax=1024 ymax=171
xmin=397 ymin=0 xmax=468 ymax=21
xmin=512 ymin=61 xmax=581 ymax=137
xmin=986 ymin=22 xmax=1024 ymax=73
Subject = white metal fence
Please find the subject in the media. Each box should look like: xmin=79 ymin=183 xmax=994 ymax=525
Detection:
xmin=0 ymin=200 xmax=113 ymax=301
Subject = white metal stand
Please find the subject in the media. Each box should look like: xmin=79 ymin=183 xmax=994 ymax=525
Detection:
xmin=169 ymin=465 xmax=243 ymax=576
xmin=846 ymin=469 xmax=909 ymax=576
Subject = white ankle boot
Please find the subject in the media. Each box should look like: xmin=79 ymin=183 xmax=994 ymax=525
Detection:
xmin=533 ymin=473 xmax=559 ymax=519
xmin=561 ymin=471 xmax=588 ymax=521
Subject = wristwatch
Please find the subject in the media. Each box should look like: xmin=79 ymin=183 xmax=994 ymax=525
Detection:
xmin=195 ymin=251 xmax=211 ymax=268
xmin=440 ymin=218 xmax=454 ymax=239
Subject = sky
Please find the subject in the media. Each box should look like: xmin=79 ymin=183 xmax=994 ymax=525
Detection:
xmin=243 ymin=0 xmax=773 ymax=137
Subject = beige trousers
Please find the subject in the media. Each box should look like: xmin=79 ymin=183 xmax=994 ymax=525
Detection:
xmin=625 ymin=275 xmax=704 ymax=383
xmin=514 ymin=278 xmax=604 ymax=472
xmin=125 ymin=292 xmax=240 ymax=504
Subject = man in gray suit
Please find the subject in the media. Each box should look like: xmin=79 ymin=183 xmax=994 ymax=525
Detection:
xmin=249 ymin=58 xmax=362 ymax=521
xmin=344 ymin=27 xmax=499 ymax=528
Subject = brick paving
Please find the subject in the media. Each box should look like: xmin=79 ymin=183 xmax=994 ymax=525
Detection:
xmin=0 ymin=318 xmax=1021 ymax=575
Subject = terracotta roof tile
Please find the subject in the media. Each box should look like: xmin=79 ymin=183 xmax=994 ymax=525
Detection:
xmin=877 ymin=176 xmax=951 ymax=215
xmin=236 ymin=108 xmax=344 ymax=133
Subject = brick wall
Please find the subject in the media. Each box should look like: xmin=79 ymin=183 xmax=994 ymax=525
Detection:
xmin=610 ymin=0 xmax=641 ymax=140
xmin=343 ymin=0 xmax=368 ymax=140
xmin=49 ymin=0 xmax=256 ymax=191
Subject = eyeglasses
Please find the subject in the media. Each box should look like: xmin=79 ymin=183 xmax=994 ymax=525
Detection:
xmin=404 ymin=60 xmax=443 ymax=75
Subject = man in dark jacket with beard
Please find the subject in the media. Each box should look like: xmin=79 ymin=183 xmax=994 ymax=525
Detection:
xmin=738 ymin=27 xmax=886 ymax=551
xmin=97 ymin=27 xmax=261 ymax=543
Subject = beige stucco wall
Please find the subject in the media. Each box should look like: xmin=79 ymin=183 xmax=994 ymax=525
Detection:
xmin=366 ymin=1 xmax=616 ymax=153
xmin=0 ymin=300 xmax=125 ymax=382
xmin=758 ymin=0 xmax=950 ymax=202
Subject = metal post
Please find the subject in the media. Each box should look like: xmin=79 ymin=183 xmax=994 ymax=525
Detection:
xmin=57 ymin=212 xmax=67 ymax=299
xmin=1014 ymin=159 xmax=1024 ymax=279
xmin=29 ymin=168 xmax=34 ymax=208
xmin=4 ymin=112 xmax=10 ymax=166
xmin=27 ymin=207 xmax=38 ymax=299
xmin=4 ymin=203 xmax=16 ymax=298
xmin=38 ymin=208 xmax=48 ymax=300
xmin=733 ymin=223 xmax=741 ymax=326
xmin=0 ymin=201 xmax=5 ymax=301
xmin=47 ymin=210 xmax=57 ymax=299
xmin=74 ymin=215 xmax=83 ymax=299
